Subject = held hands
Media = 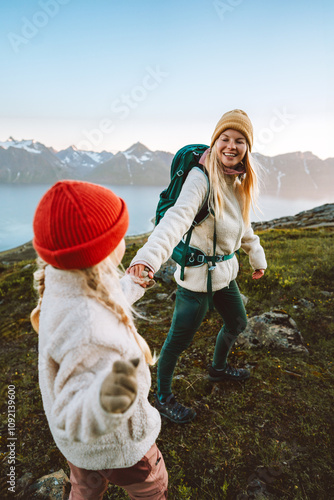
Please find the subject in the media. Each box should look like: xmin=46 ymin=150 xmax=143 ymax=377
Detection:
xmin=127 ymin=265 xmax=155 ymax=288
xmin=252 ymin=269 xmax=265 ymax=280
xmin=128 ymin=263 xmax=264 ymax=282
xmin=100 ymin=358 xmax=139 ymax=414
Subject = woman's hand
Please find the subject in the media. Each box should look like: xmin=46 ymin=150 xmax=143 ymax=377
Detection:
xmin=127 ymin=264 xmax=155 ymax=288
xmin=252 ymin=269 xmax=265 ymax=280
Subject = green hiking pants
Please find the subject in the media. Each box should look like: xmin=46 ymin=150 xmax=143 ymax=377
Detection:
xmin=157 ymin=280 xmax=247 ymax=399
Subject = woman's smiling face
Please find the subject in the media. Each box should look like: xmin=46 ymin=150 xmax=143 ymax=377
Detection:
xmin=216 ymin=128 xmax=248 ymax=167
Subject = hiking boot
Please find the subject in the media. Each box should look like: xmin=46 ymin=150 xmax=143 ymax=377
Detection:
xmin=208 ymin=364 xmax=250 ymax=382
xmin=154 ymin=394 xmax=196 ymax=423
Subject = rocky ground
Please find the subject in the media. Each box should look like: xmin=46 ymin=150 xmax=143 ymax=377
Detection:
xmin=252 ymin=203 xmax=334 ymax=231
xmin=1 ymin=204 xmax=333 ymax=499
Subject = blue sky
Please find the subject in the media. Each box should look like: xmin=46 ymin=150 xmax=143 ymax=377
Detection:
xmin=1 ymin=0 xmax=333 ymax=158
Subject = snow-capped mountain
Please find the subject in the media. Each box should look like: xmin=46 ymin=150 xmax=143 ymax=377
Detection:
xmin=85 ymin=142 xmax=172 ymax=186
xmin=0 ymin=137 xmax=74 ymax=184
xmin=56 ymin=146 xmax=114 ymax=173
xmin=123 ymin=142 xmax=153 ymax=163
xmin=0 ymin=138 xmax=173 ymax=185
xmin=0 ymin=137 xmax=333 ymax=198
xmin=254 ymin=151 xmax=334 ymax=199
xmin=0 ymin=137 xmax=44 ymax=154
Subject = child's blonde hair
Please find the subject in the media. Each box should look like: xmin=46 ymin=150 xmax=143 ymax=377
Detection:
xmin=31 ymin=256 xmax=154 ymax=366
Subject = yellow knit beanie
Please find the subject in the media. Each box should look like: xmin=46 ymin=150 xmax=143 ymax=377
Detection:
xmin=210 ymin=109 xmax=253 ymax=151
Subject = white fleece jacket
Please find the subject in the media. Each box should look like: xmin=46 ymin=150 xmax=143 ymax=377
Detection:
xmin=38 ymin=266 xmax=161 ymax=470
xmin=131 ymin=168 xmax=267 ymax=292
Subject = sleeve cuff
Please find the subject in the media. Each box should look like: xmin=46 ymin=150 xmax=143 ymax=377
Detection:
xmin=129 ymin=260 xmax=155 ymax=273
xmin=120 ymin=274 xmax=147 ymax=305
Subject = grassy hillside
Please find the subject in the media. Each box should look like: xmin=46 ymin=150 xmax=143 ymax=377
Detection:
xmin=0 ymin=228 xmax=333 ymax=499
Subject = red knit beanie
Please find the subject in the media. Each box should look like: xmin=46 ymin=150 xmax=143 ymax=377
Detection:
xmin=33 ymin=180 xmax=129 ymax=269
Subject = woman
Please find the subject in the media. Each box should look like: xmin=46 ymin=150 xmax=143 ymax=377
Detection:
xmin=127 ymin=109 xmax=267 ymax=424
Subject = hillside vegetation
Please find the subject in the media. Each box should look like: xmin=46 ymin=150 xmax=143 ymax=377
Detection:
xmin=0 ymin=227 xmax=333 ymax=499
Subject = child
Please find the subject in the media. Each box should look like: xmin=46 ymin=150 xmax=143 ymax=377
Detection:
xmin=31 ymin=180 xmax=168 ymax=500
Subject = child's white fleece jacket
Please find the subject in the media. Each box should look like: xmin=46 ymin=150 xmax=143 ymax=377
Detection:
xmin=38 ymin=266 xmax=161 ymax=470
xmin=131 ymin=168 xmax=267 ymax=291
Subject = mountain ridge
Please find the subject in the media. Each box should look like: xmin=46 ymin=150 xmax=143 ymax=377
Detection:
xmin=0 ymin=138 xmax=333 ymax=198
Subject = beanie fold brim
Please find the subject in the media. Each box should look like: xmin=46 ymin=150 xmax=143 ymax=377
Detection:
xmin=210 ymin=109 xmax=253 ymax=151
xmin=33 ymin=204 xmax=129 ymax=269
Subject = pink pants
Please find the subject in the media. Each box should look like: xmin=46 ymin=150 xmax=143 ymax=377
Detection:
xmin=67 ymin=443 xmax=168 ymax=499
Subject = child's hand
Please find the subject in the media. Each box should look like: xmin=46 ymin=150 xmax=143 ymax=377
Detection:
xmin=127 ymin=265 xmax=155 ymax=288
xmin=100 ymin=358 xmax=139 ymax=414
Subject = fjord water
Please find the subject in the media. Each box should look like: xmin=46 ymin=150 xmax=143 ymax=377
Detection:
xmin=0 ymin=185 xmax=164 ymax=252
xmin=0 ymin=184 xmax=332 ymax=253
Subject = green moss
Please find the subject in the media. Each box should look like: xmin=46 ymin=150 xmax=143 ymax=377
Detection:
xmin=1 ymin=228 xmax=334 ymax=499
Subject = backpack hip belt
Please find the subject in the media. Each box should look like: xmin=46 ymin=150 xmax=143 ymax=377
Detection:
xmin=174 ymin=217 xmax=239 ymax=310
xmin=174 ymin=241 xmax=235 ymax=268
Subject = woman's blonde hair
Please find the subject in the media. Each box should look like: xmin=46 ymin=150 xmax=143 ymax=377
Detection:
xmin=31 ymin=256 xmax=154 ymax=365
xmin=205 ymin=143 xmax=260 ymax=226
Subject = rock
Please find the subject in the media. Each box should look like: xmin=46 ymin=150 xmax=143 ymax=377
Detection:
xmin=237 ymin=478 xmax=270 ymax=499
xmin=320 ymin=290 xmax=333 ymax=297
xmin=288 ymin=317 xmax=298 ymax=328
xmin=241 ymin=293 xmax=249 ymax=306
xmin=25 ymin=469 xmax=70 ymax=499
xmin=247 ymin=478 xmax=269 ymax=498
xmin=252 ymin=203 xmax=334 ymax=231
xmin=236 ymin=310 xmax=309 ymax=354
xmin=156 ymin=293 xmax=169 ymax=301
xmin=137 ymin=298 xmax=155 ymax=306
xmin=16 ymin=472 xmax=34 ymax=497
xmin=298 ymin=298 xmax=314 ymax=309
xmin=255 ymin=465 xmax=283 ymax=484
xmin=237 ymin=463 xmax=283 ymax=499
xmin=154 ymin=258 xmax=176 ymax=284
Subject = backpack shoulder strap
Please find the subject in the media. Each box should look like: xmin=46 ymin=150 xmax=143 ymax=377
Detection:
xmin=191 ymin=164 xmax=210 ymax=226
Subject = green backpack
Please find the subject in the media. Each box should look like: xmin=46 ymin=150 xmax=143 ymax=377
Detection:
xmin=155 ymin=144 xmax=209 ymax=225
xmin=155 ymin=144 xmax=211 ymax=280
xmin=155 ymin=144 xmax=236 ymax=308
xmin=155 ymin=144 xmax=209 ymax=280
xmin=155 ymin=144 xmax=210 ymax=226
